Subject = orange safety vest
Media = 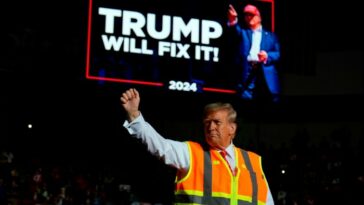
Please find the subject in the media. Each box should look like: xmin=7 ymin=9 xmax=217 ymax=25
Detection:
xmin=174 ymin=141 xmax=269 ymax=205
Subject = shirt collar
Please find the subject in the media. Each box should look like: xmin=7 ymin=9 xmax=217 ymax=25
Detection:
xmin=252 ymin=25 xmax=263 ymax=32
xmin=225 ymin=143 xmax=235 ymax=157
xmin=214 ymin=142 xmax=234 ymax=156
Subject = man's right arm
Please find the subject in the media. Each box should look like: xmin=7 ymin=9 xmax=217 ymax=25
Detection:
xmin=123 ymin=112 xmax=190 ymax=171
xmin=228 ymin=4 xmax=238 ymax=26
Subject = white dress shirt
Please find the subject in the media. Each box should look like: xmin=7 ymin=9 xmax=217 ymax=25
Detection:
xmin=247 ymin=26 xmax=263 ymax=62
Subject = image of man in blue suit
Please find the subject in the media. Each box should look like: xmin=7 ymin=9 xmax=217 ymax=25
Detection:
xmin=227 ymin=3 xmax=281 ymax=103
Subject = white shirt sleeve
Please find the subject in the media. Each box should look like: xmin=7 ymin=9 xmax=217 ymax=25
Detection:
xmin=123 ymin=113 xmax=190 ymax=170
xmin=266 ymin=186 xmax=275 ymax=205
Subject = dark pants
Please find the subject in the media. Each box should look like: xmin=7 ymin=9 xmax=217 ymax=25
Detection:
xmin=242 ymin=62 xmax=273 ymax=102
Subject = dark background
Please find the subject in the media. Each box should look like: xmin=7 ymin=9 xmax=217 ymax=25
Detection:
xmin=1 ymin=0 xmax=363 ymax=204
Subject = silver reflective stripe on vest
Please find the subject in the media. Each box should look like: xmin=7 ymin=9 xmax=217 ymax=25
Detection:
xmin=203 ymin=150 xmax=212 ymax=200
xmin=202 ymin=150 xmax=230 ymax=205
xmin=240 ymin=149 xmax=258 ymax=205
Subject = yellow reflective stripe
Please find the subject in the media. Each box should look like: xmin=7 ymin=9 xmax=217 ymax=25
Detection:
xmin=231 ymin=175 xmax=238 ymax=205
xmin=233 ymin=147 xmax=242 ymax=178
xmin=174 ymin=203 xmax=202 ymax=205
xmin=175 ymin=189 xmax=204 ymax=197
xmin=237 ymin=194 xmax=252 ymax=202
xmin=211 ymin=191 xmax=230 ymax=198
xmin=258 ymin=156 xmax=269 ymax=187
xmin=258 ymin=200 xmax=267 ymax=205
xmin=211 ymin=191 xmax=253 ymax=202
xmin=232 ymin=148 xmax=240 ymax=205
xmin=175 ymin=190 xmax=256 ymax=204
xmin=175 ymin=142 xmax=193 ymax=183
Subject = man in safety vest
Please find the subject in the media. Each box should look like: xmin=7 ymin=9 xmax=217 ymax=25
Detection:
xmin=121 ymin=88 xmax=274 ymax=205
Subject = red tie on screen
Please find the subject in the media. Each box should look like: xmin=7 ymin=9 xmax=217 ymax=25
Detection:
xmin=220 ymin=150 xmax=235 ymax=175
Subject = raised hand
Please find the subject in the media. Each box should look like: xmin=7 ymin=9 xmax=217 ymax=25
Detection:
xmin=120 ymin=88 xmax=141 ymax=122
xmin=228 ymin=4 xmax=238 ymax=24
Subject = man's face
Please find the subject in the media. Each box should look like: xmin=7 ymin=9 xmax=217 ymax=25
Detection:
xmin=203 ymin=110 xmax=236 ymax=150
xmin=244 ymin=12 xmax=261 ymax=29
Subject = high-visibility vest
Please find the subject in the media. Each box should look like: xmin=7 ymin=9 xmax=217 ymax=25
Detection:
xmin=174 ymin=141 xmax=269 ymax=205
